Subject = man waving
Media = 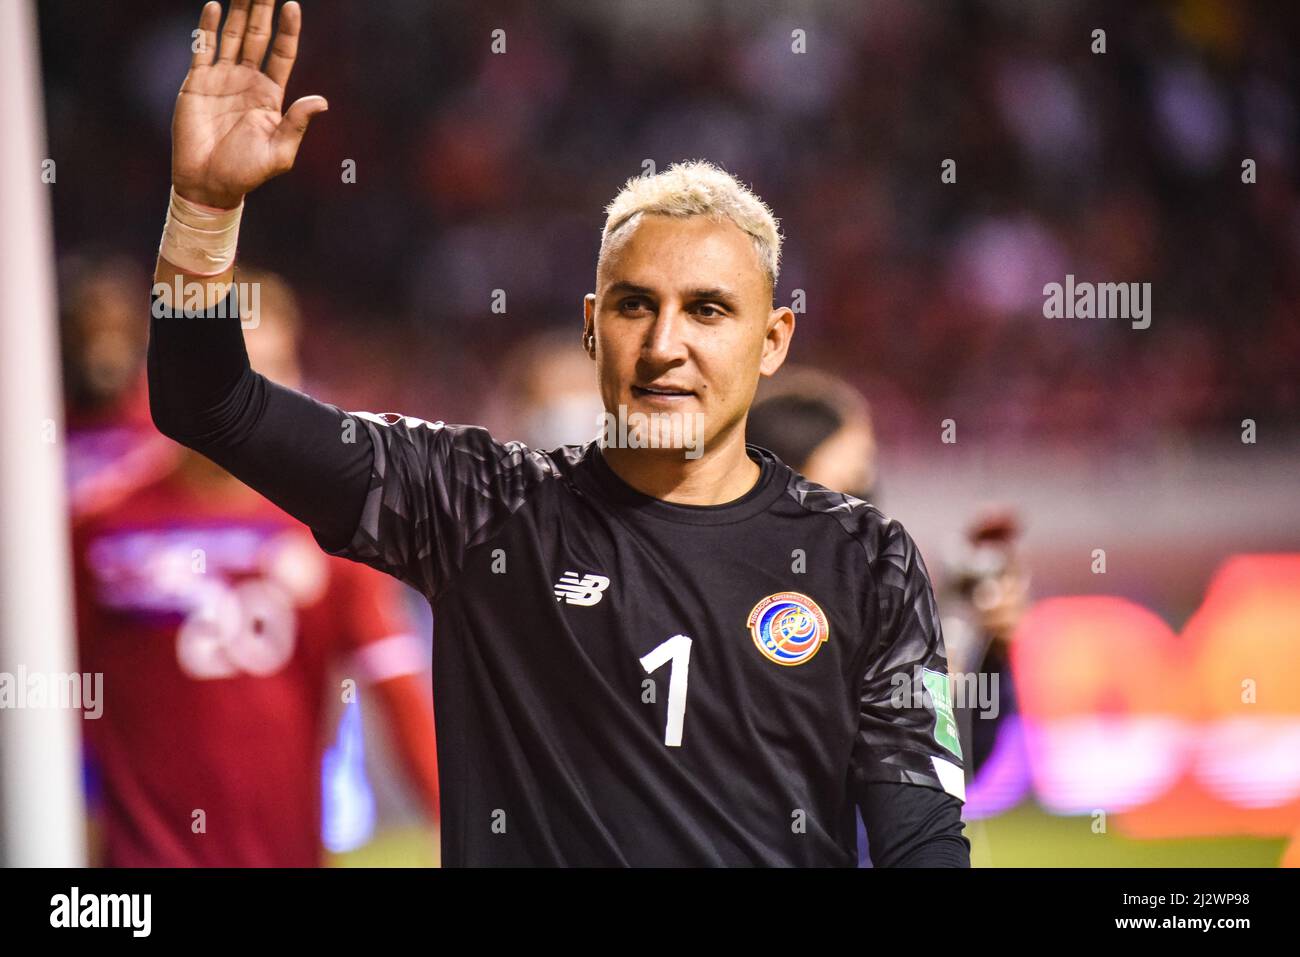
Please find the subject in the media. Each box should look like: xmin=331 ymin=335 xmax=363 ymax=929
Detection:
xmin=149 ymin=0 xmax=969 ymax=867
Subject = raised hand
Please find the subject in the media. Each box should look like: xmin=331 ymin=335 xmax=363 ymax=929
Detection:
xmin=172 ymin=0 xmax=327 ymax=209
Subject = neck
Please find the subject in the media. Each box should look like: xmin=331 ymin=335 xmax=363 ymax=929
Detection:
xmin=601 ymin=424 xmax=760 ymax=505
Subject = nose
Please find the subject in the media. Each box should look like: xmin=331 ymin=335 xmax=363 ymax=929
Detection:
xmin=642 ymin=303 xmax=690 ymax=367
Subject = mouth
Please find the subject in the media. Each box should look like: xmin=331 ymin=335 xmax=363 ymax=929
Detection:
xmin=632 ymin=384 xmax=697 ymax=401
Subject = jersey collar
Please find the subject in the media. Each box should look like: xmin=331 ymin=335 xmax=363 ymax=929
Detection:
xmin=581 ymin=442 xmax=786 ymax=526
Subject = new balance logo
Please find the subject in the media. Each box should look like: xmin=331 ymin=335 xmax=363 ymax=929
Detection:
xmin=554 ymin=572 xmax=611 ymax=606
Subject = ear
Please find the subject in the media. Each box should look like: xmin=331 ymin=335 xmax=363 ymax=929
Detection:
xmin=582 ymin=293 xmax=597 ymax=359
xmin=758 ymin=305 xmax=795 ymax=377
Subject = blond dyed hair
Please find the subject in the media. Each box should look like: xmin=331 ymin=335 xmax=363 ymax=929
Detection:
xmin=600 ymin=160 xmax=783 ymax=294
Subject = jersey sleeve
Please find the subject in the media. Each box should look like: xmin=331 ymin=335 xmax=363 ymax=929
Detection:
xmin=851 ymin=517 xmax=967 ymax=803
xmin=318 ymin=413 xmax=546 ymax=599
xmin=148 ymin=285 xmax=373 ymax=548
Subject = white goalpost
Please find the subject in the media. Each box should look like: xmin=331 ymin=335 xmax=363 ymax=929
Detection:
xmin=0 ymin=0 xmax=86 ymax=867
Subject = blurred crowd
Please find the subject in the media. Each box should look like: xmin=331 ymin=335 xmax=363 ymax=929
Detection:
xmin=39 ymin=0 xmax=1300 ymax=451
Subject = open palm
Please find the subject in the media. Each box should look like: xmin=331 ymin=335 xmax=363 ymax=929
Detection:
xmin=172 ymin=0 xmax=327 ymax=209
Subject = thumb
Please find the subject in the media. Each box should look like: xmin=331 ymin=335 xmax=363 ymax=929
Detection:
xmin=272 ymin=95 xmax=329 ymax=171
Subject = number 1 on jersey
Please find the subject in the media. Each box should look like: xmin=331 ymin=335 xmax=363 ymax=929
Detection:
xmin=639 ymin=634 xmax=692 ymax=747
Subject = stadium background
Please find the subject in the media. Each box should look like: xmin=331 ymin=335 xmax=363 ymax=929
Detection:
xmin=30 ymin=0 xmax=1300 ymax=866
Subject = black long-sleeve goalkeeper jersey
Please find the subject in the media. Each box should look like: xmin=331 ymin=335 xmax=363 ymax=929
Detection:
xmin=147 ymin=286 xmax=970 ymax=867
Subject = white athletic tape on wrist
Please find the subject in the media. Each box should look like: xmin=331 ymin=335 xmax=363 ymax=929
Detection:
xmin=158 ymin=186 xmax=244 ymax=276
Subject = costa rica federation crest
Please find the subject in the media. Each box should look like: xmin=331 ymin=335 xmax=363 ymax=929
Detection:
xmin=747 ymin=592 xmax=829 ymax=666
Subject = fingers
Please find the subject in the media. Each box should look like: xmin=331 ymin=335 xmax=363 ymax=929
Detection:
xmin=239 ymin=0 xmax=275 ymax=69
xmin=271 ymin=95 xmax=329 ymax=171
xmin=217 ymin=0 xmax=252 ymax=65
xmin=190 ymin=1 xmax=221 ymax=69
xmin=264 ymin=2 xmax=303 ymax=90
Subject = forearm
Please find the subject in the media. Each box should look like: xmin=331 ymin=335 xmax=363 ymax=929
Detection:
xmin=149 ymin=190 xmax=243 ymax=441
xmin=154 ymin=250 xmax=234 ymax=311
xmin=147 ymin=279 xmax=373 ymax=549
xmin=858 ymin=781 xmax=971 ymax=868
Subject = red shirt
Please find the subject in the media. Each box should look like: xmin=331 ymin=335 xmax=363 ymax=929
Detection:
xmin=73 ymin=465 xmax=417 ymax=866
xmin=66 ymin=374 xmax=178 ymax=518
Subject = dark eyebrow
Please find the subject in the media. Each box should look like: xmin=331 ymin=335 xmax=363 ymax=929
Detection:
xmin=684 ymin=287 xmax=741 ymax=308
xmin=604 ymin=281 xmax=742 ymax=309
xmin=605 ymin=281 xmax=656 ymax=299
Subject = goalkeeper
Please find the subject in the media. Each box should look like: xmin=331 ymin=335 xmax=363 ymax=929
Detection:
xmin=149 ymin=0 xmax=970 ymax=867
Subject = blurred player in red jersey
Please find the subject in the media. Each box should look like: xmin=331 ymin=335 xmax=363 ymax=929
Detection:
xmin=72 ymin=270 xmax=440 ymax=866
xmin=62 ymin=253 xmax=180 ymax=517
